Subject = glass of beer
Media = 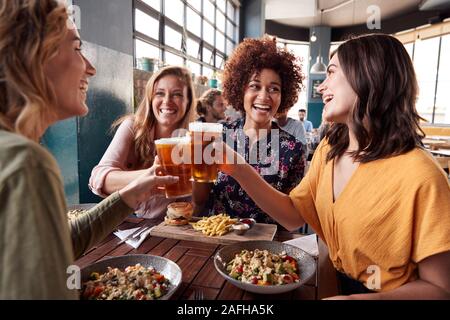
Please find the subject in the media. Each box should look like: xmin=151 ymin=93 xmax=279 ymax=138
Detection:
xmin=154 ymin=137 xmax=192 ymax=199
xmin=189 ymin=122 xmax=223 ymax=183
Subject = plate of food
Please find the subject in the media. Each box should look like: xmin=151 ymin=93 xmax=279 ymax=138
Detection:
xmin=214 ymin=240 xmax=316 ymax=294
xmin=80 ymin=254 xmax=182 ymax=300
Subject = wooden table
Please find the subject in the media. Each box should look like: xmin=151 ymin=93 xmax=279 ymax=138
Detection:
xmin=74 ymin=216 xmax=318 ymax=300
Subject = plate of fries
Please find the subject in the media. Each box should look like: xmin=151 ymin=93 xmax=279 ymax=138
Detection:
xmin=190 ymin=214 xmax=238 ymax=237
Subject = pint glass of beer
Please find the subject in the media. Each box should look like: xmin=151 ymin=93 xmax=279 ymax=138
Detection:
xmin=189 ymin=122 xmax=223 ymax=183
xmin=154 ymin=137 xmax=192 ymax=199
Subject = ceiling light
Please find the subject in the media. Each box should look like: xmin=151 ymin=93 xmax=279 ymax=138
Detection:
xmin=310 ymin=32 xmax=317 ymax=42
xmin=310 ymin=9 xmax=326 ymax=74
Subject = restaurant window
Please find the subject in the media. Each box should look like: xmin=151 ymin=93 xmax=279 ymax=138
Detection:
xmin=164 ymin=0 xmax=184 ymax=26
xmin=402 ymin=34 xmax=450 ymax=125
xmin=133 ymin=0 xmax=239 ymax=76
xmin=187 ymin=38 xmax=200 ymax=59
xmin=135 ymin=9 xmax=159 ymax=40
xmin=434 ymin=34 xmax=450 ymax=124
xmin=203 ymin=20 xmax=215 ymax=46
xmin=216 ymin=9 xmax=226 ymax=33
xmin=165 ymin=51 xmax=184 ymax=67
xmin=135 ymin=39 xmax=160 ymax=61
xmin=277 ymin=40 xmax=310 ymax=120
xmin=187 ymin=0 xmax=201 ymax=12
xmin=187 ymin=7 xmax=201 ymax=37
xmin=204 ymin=0 xmax=215 ymax=24
xmin=164 ymin=25 xmax=183 ymax=50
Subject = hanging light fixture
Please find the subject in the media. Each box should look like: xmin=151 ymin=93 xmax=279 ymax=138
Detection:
xmin=310 ymin=31 xmax=317 ymax=42
xmin=310 ymin=9 xmax=327 ymax=74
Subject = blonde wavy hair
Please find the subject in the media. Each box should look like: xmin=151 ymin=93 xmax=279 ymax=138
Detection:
xmin=114 ymin=66 xmax=195 ymax=167
xmin=0 ymin=0 xmax=69 ymax=141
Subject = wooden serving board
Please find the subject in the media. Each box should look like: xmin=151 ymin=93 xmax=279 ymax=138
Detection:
xmin=150 ymin=218 xmax=277 ymax=245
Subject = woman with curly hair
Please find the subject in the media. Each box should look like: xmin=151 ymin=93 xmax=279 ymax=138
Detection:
xmin=193 ymin=36 xmax=306 ymax=224
xmin=89 ymin=66 xmax=195 ymax=219
xmin=195 ymin=88 xmax=226 ymax=123
xmin=0 ymin=0 xmax=179 ymax=298
xmin=218 ymin=34 xmax=450 ymax=299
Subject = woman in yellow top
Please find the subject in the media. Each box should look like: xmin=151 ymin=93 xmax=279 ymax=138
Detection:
xmin=220 ymin=34 xmax=450 ymax=299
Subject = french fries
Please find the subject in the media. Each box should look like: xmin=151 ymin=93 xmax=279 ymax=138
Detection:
xmin=190 ymin=214 xmax=238 ymax=237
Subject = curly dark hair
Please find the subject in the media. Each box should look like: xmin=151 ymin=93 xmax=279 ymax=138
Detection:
xmin=222 ymin=36 xmax=304 ymax=114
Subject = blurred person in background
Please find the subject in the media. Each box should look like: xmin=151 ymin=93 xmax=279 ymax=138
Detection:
xmin=298 ymin=108 xmax=313 ymax=132
xmin=195 ymin=88 xmax=226 ymax=123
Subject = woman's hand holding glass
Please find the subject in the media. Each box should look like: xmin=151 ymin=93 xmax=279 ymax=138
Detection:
xmin=119 ymin=157 xmax=179 ymax=209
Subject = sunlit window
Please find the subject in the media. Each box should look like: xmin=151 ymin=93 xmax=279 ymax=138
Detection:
xmin=187 ymin=38 xmax=200 ymax=59
xmin=142 ymin=0 xmax=160 ymax=11
xmin=187 ymin=60 xmax=201 ymax=76
xmin=135 ymin=39 xmax=160 ymax=61
xmin=216 ymin=30 xmax=225 ymax=53
xmin=216 ymin=10 xmax=226 ymax=33
xmin=203 ymin=20 xmax=215 ymax=45
xmin=227 ymin=1 xmax=235 ymax=20
xmin=204 ymin=0 xmax=215 ymax=23
xmin=217 ymin=0 xmax=226 ymax=13
xmin=165 ymin=51 xmax=184 ymax=67
xmin=134 ymin=0 xmax=239 ymax=80
xmin=414 ymin=37 xmax=440 ymax=123
xmin=278 ymin=41 xmax=310 ymax=120
xmin=187 ymin=0 xmax=201 ymax=12
xmin=164 ymin=0 xmax=183 ymax=25
xmin=135 ymin=9 xmax=159 ymax=40
xmin=435 ymin=34 xmax=450 ymax=124
xmin=203 ymin=47 xmax=213 ymax=64
xmin=164 ymin=26 xmax=182 ymax=50
xmin=187 ymin=7 xmax=201 ymax=37
xmin=401 ymin=35 xmax=450 ymax=125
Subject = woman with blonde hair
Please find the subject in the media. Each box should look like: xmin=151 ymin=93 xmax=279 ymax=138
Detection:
xmin=89 ymin=66 xmax=195 ymax=219
xmin=0 ymin=0 xmax=179 ymax=298
xmin=195 ymin=88 xmax=226 ymax=123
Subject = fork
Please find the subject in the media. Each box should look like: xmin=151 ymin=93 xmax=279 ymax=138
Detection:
xmin=117 ymin=226 xmax=150 ymax=245
xmin=194 ymin=289 xmax=204 ymax=300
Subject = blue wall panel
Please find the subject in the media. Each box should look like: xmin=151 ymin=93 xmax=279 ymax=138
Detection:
xmin=78 ymin=43 xmax=133 ymax=203
xmin=42 ymin=118 xmax=79 ymax=205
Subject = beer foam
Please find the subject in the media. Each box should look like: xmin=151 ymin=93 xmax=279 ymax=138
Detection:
xmin=154 ymin=136 xmax=190 ymax=145
xmin=189 ymin=122 xmax=223 ymax=133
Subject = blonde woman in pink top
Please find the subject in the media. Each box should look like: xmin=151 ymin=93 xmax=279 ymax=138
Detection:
xmin=89 ymin=66 xmax=195 ymax=219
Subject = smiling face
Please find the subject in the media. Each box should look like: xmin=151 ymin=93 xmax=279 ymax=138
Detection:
xmin=44 ymin=27 xmax=96 ymax=121
xmin=243 ymin=69 xmax=282 ymax=129
xmin=152 ymin=74 xmax=189 ymax=131
xmin=318 ymin=53 xmax=358 ymax=124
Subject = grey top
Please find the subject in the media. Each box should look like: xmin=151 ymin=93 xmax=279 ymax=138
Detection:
xmin=0 ymin=130 xmax=133 ymax=299
xmin=278 ymin=117 xmax=307 ymax=146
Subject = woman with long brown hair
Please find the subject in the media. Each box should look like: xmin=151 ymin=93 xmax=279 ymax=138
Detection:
xmin=219 ymin=34 xmax=450 ymax=299
xmin=0 ymin=0 xmax=178 ymax=298
xmin=89 ymin=66 xmax=195 ymax=219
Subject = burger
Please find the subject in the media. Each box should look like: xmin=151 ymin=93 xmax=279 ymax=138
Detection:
xmin=164 ymin=202 xmax=193 ymax=226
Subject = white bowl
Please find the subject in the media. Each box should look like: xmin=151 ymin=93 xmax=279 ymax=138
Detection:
xmin=80 ymin=254 xmax=182 ymax=300
xmin=214 ymin=240 xmax=316 ymax=294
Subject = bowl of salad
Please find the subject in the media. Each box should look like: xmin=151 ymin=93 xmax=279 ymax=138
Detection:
xmin=80 ymin=254 xmax=182 ymax=300
xmin=214 ymin=240 xmax=316 ymax=294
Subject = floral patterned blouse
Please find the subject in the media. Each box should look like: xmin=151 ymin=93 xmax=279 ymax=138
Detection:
xmin=204 ymin=118 xmax=305 ymax=224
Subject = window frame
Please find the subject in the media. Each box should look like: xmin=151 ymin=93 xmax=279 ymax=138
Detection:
xmin=133 ymin=0 xmax=239 ymax=77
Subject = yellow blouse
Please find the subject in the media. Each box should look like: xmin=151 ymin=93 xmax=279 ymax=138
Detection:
xmin=289 ymin=140 xmax=450 ymax=292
